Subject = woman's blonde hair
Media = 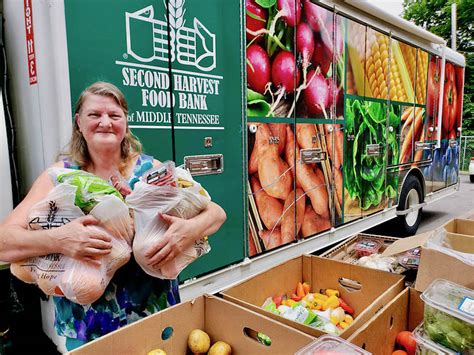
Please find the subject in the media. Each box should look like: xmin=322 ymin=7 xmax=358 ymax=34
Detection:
xmin=67 ymin=81 xmax=142 ymax=174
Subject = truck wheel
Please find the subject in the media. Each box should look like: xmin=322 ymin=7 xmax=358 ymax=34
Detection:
xmin=470 ymin=175 xmax=474 ymax=183
xmin=395 ymin=175 xmax=423 ymax=236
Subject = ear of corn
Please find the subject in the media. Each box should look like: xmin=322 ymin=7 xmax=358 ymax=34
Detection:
xmin=415 ymin=49 xmax=428 ymax=105
xmin=347 ymin=21 xmax=369 ymax=97
xmin=347 ymin=26 xmax=415 ymax=103
xmin=392 ymin=40 xmax=415 ymax=102
xmin=399 ymin=44 xmax=428 ymax=105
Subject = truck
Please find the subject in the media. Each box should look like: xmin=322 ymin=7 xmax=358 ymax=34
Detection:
xmin=2 ymin=0 xmax=465 ymax=349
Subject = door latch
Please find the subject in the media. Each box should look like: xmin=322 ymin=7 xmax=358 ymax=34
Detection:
xmin=415 ymin=142 xmax=433 ymax=151
xmin=366 ymin=144 xmax=383 ymax=156
xmin=300 ymin=148 xmax=327 ymax=164
xmin=184 ymin=154 xmax=224 ymax=176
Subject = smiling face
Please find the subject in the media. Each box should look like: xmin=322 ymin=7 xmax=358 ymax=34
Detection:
xmin=76 ymin=94 xmax=127 ymax=151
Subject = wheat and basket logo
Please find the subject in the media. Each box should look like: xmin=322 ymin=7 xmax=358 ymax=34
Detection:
xmin=125 ymin=1 xmax=216 ymax=72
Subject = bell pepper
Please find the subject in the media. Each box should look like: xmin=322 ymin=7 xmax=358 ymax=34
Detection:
xmin=323 ymin=288 xmax=340 ymax=297
xmin=291 ymin=293 xmax=303 ymax=302
xmin=322 ymin=295 xmax=340 ymax=310
xmin=296 ymin=282 xmax=305 ymax=298
xmin=344 ymin=314 xmax=354 ymax=325
xmin=339 ymin=321 xmax=349 ymax=329
xmin=330 ymin=307 xmax=345 ymax=325
xmin=313 ymin=293 xmax=329 ymax=301
xmin=302 ymin=282 xmax=311 ymax=295
xmin=339 ymin=297 xmax=354 ymax=315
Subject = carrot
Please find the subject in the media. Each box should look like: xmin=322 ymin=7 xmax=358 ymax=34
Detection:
xmin=401 ymin=106 xmax=414 ymax=122
xmin=400 ymin=109 xmax=424 ymax=164
xmin=334 ymin=168 xmax=343 ymax=207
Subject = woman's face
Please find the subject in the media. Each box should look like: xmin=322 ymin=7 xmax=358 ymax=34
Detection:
xmin=76 ymin=94 xmax=127 ymax=151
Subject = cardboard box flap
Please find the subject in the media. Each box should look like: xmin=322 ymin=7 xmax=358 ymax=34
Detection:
xmin=444 ymin=232 xmax=474 ymax=253
xmin=381 ymin=231 xmax=431 ymax=257
xmin=204 ymin=295 xmax=314 ymax=353
xmin=443 ymin=218 xmax=474 ymax=236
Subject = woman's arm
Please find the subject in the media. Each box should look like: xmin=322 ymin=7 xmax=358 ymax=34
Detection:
xmin=145 ymin=201 xmax=226 ymax=268
xmin=0 ymin=166 xmax=113 ymax=263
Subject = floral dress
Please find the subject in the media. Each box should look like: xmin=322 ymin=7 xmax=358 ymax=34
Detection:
xmin=56 ymin=154 xmax=180 ymax=350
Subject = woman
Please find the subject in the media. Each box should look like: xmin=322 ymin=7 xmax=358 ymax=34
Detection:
xmin=0 ymin=81 xmax=226 ymax=351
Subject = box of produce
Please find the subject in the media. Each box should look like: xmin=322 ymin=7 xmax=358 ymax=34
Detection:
xmin=295 ymin=334 xmax=370 ymax=355
xmin=420 ymin=279 xmax=474 ymax=352
xmin=221 ymin=255 xmax=404 ymax=339
xmin=349 ymin=288 xmax=424 ymax=355
xmin=412 ymin=322 xmax=457 ymax=355
xmin=68 ymin=295 xmax=314 ymax=354
xmin=320 ymin=234 xmax=414 ymax=273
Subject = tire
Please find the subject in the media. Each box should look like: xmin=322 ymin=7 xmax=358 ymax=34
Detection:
xmin=394 ymin=175 xmax=423 ymax=237
xmin=470 ymin=175 xmax=474 ymax=183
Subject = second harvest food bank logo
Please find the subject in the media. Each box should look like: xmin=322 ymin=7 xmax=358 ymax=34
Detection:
xmin=126 ymin=3 xmax=216 ymax=71
xmin=116 ymin=1 xmax=223 ymax=128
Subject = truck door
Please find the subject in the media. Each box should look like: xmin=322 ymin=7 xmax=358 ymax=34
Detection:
xmin=64 ymin=0 xmax=246 ymax=280
xmin=168 ymin=0 xmax=246 ymax=279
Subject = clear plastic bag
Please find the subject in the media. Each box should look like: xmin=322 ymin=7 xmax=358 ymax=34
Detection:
xmin=11 ymin=179 xmax=133 ymax=305
xmin=48 ymin=168 xmax=124 ymax=212
xmin=126 ymin=167 xmax=211 ymax=279
xmin=426 ymin=228 xmax=474 ymax=266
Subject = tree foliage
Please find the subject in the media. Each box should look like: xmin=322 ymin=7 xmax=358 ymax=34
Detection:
xmin=403 ymin=0 xmax=473 ymax=135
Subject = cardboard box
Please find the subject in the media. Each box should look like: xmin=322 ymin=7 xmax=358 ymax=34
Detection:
xmin=381 ymin=227 xmax=474 ymax=292
xmin=221 ymin=255 xmax=405 ymax=339
xmin=348 ymin=288 xmax=424 ymax=354
xmin=414 ymin=245 xmax=474 ymax=292
xmin=442 ymin=218 xmax=474 ymax=236
xmin=68 ymin=295 xmax=314 ymax=354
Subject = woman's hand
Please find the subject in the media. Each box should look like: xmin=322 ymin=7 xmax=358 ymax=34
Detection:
xmin=144 ymin=213 xmax=198 ymax=268
xmin=53 ymin=215 xmax=113 ymax=264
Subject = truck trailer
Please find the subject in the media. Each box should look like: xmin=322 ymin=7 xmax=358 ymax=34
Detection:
xmin=2 ymin=0 xmax=465 ymax=350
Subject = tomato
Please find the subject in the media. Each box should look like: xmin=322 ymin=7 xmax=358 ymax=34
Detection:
xmin=392 ymin=351 xmax=408 ymax=355
xmin=396 ymin=331 xmax=416 ymax=355
xmin=246 ymin=0 xmax=267 ymax=43
xmin=445 ymin=62 xmax=455 ymax=84
xmin=442 ymin=79 xmax=457 ymax=133
xmin=426 ymin=58 xmax=440 ymax=117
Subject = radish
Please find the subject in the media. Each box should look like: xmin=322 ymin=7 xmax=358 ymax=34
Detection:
xmin=247 ymin=44 xmax=271 ymax=94
xmin=277 ymin=0 xmax=302 ymax=27
xmin=245 ymin=0 xmax=267 ymax=43
xmin=268 ymin=51 xmax=300 ymax=116
xmin=304 ymin=0 xmax=329 ymax=32
xmin=312 ymin=39 xmax=331 ymax=76
xmin=272 ymin=51 xmax=300 ymax=94
xmin=296 ymin=23 xmax=314 ymax=68
xmin=304 ymin=69 xmax=329 ymax=116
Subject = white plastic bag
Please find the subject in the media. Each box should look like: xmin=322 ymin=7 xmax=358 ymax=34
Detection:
xmin=426 ymin=228 xmax=474 ymax=266
xmin=127 ymin=167 xmax=211 ymax=279
xmin=11 ymin=180 xmax=133 ymax=305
